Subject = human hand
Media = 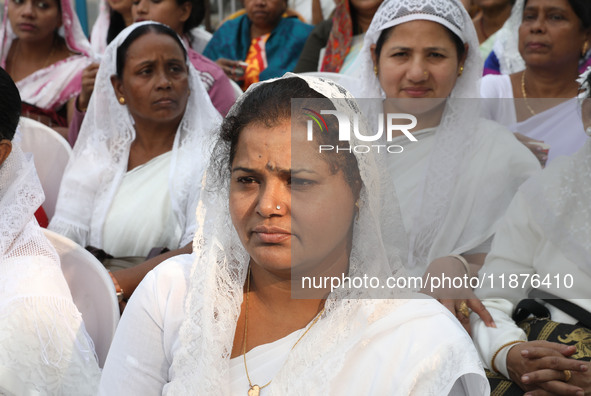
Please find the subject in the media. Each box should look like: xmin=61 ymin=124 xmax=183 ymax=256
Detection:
xmin=514 ymin=132 xmax=549 ymax=167
xmin=215 ymin=58 xmax=247 ymax=82
xmin=507 ymin=341 xmax=588 ymax=395
xmin=420 ymin=256 xmax=495 ymax=333
xmin=79 ymin=63 xmax=100 ymax=112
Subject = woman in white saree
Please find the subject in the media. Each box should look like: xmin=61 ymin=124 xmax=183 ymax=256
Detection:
xmin=98 ymin=74 xmax=490 ymax=395
xmin=347 ymin=0 xmax=540 ymax=322
xmin=0 ymin=67 xmax=100 ymax=395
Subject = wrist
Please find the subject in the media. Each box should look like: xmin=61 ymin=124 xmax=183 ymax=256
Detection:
xmin=108 ymin=270 xmax=124 ymax=302
xmin=76 ymin=95 xmax=88 ymax=113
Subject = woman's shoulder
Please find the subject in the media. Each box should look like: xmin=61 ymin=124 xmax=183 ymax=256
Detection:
xmin=480 ymin=73 xmax=512 ymax=99
xmin=278 ymin=16 xmax=314 ymax=33
xmin=140 ymin=254 xmax=194 ymax=301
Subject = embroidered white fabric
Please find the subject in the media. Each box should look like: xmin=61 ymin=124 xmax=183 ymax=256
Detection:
xmin=0 ymin=0 xmax=93 ymax=109
xmin=49 ymin=22 xmax=222 ymax=250
xmin=491 ymin=0 xmax=525 ymax=75
xmin=163 ymin=73 xmax=485 ymax=394
xmin=521 ymin=70 xmax=591 ymax=275
xmin=347 ymin=0 xmax=485 ymax=269
xmin=0 ymin=144 xmax=100 ymax=395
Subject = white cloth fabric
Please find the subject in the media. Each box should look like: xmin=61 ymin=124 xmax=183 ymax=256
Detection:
xmin=480 ymin=74 xmax=589 ymax=162
xmin=49 ymin=22 xmax=222 ymax=254
xmin=0 ymin=144 xmax=100 ymax=395
xmin=99 ymin=73 xmax=489 ymax=395
xmin=89 ymin=0 xmax=110 ymax=56
xmin=389 ymin=123 xmax=539 ymax=275
xmin=100 ymin=255 xmax=489 ymax=395
xmin=490 ymin=0 xmax=525 ymax=75
xmin=102 ymin=151 xmax=182 ymax=257
xmin=345 ymin=0 xmax=540 ymax=270
xmin=472 ymin=187 xmax=591 ymax=377
xmin=288 ymin=0 xmax=336 ymax=24
xmin=0 ymin=0 xmax=93 ymax=111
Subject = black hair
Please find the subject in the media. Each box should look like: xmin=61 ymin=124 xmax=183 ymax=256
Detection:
xmin=107 ymin=11 xmax=127 ymax=45
xmin=374 ymin=23 xmax=466 ymax=63
xmin=214 ymin=77 xmax=361 ymax=191
xmin=115 ymin=23 xmax=187 ymax=77
xmin=179 ymin=0 xmax=206 ymax=34
xmin=524 ymin=0 xmax=591 ymax=29
xmin=0 ymin=67 xmax=21 ymax=141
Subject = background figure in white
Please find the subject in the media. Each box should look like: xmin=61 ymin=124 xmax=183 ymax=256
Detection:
xmin=0 ymin=66 xmax=100 ymax=395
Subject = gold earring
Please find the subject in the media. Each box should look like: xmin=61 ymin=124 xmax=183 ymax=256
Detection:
xmin=458 ymin=66 xmax=464 ymax=76
xmin=583 ymin=41 xmax=589 ymax=56
xmin=373 ymin=65 xmax=378 ymax=76
xmin=119 ymin=97 xmax=126 ymax=104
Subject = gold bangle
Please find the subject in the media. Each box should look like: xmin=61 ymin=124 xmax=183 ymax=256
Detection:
xmin=449 ymin=254 xmax=470 ymax=277
xmin=108 ymin=270 xmax=124 ymax=302
xmin=491 ymin=340 xmax=525 ymax=374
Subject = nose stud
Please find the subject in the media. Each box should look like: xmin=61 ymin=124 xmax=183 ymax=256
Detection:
xmin=276 ymin=205 xmax=281 ymax=210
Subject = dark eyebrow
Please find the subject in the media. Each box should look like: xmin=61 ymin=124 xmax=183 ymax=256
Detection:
xmin=231 ymin=166 xmax=318 ymax=175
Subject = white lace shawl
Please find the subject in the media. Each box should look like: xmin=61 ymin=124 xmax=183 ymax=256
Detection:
xmin=0 ymin=145 xmax=100 ymax=395
xmin=0 ymin=0 xmax=93 ymax=110
xmin=491 ymin=0 xmax=525 ymax=74
xmin=520 ymin=76 xmax=591 ymax=275
xmin=49 ymin=22 xmax=222 ymax=250
xmin=347 ymin=0 xmax=489 ymax=269
xmin=159 ymin=73 xmax=475 ymax=394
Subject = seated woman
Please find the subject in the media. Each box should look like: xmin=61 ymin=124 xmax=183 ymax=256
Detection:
xmin=480 ymin=0 xmax=591 ymax=166
xmin=132 ymin=0 xmax=236 ymax=115
xmin=349 ymin=0 xmax=540 ymax=323
xmin=0 ymin=67 xmax=100 ymax=395
xmin=98 ymin=74 xmax=490 ymax=395
xmin=204 ymin=0 xmax=313 ymax=90
xmin=471 ymin=70 xmax=591 ymax=395
xmin=0 ymin=0 xmax=93 ymax=137
xmin=294 ymin=0 xmax=383 ymax=76
xmin=49 ymin=22 xmax=221 ymax=301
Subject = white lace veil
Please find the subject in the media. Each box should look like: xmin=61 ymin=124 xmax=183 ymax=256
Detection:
xmin=90 ymin=0 xmax=111 ymax=56
xmin=349 ymin=0 xmax=484 ymax=269
xmin=521 ymin=68 xmax=591 ymax=275
xmin=166 ymin=73 xmax=413 ymax=394
xmin=49 ymin=21 xmax=221 ymax=249
xmin=491 ymin=0 xmax=525 ymax=74
xmin=0 ymin=143 xmax=101 ymax=394
xmin=0 ymin=144 xmax=53 ymax=262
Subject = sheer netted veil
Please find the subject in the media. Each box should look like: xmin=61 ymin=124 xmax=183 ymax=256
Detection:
xmin=492 ymin=0 xmax=525 ymax=75
xmin=0 ymin=143 xmax=101 ymax=393
xmin=346 ymin=0 xmax=484 ymax=269
xmin=521 ymin=69 xmax=591 ymax=275
xmin=0 ymin=144 xmax=54 ymax=262
xmin=49 ymin=22 xmax=222 ymax=248
xmin=161 ymin=74 xmax=466 ymax=395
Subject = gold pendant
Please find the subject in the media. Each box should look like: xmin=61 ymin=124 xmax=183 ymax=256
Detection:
xmin=248 ymin=384 xmax=260 ymax=396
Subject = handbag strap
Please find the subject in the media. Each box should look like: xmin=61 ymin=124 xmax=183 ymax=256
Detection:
xmin=528 ymin=289 xmax=591 ymax=329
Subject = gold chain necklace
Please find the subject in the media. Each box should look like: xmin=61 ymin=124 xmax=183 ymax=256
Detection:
xmin=243 ymin=266 xmax=325 ymax=396
xmin=521 ymin=70 xmax=537 ymax=116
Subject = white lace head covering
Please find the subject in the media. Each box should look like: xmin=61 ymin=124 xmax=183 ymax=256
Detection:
xmin=0 ymin=143 xmax=102 ymax=394
xmin=166 ymin=73 xmax=412 ymax=394
xmin=521 ymin=67 xmax=591 ymax=275
xmin=0 ymin=144 xmax=54 ymax=262
xmin=491 ymin=0 xmax=525 ymax=74
xmin=0 ymin=0 xmax=92 ymax=64
xmin=351 ymin=0 xmax=484 ymax=269
xmin=49 ymin=21 xmax=221 ymax=249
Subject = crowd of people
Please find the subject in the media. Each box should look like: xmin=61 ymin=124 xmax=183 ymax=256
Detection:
xmin=1 ymin=0 xmax=591 ymax=394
